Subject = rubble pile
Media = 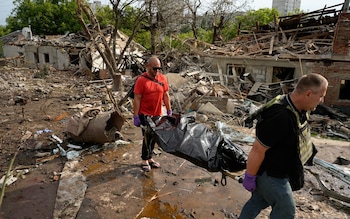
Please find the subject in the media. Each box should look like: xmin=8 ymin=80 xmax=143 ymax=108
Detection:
xmin=0 ymin=62 xmax=349 ymax=218
xmin=113 ymin=57 xmax=350 ymax=142
xmin=204 ymin=3 xmax=343 ymax=58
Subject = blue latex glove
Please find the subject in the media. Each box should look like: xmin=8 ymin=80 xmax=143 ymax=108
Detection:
xmin=167 ymin=110 xmax=172 ymax=116
xmin=133 ymin=115 xmax=141 ymax=127
xmin=243 ymin=172 xmax=257 ymax=192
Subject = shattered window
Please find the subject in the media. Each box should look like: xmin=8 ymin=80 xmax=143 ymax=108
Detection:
xmin=44 ymin=53 xmax=50 ymax=63
xmin=70 ymin=54 xmax=79 ymax=65
xmin=339 ymin=79 xmax=350 ymax=100
xmin=227 ymin=64 xmax=245 ymax=78
xmin=272 ymin=67 xmax=294 ymax=82
xmin=34 ymin=52 xmax=39 ymax=64
xmin=227 ymin=64 xmax=234 ymax=76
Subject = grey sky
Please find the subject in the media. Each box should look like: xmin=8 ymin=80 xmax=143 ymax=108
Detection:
xmin=0 ymin=0 xmax=14 ymax=26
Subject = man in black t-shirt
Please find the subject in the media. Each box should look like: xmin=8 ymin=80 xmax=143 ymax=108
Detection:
xmin=239 ymin=73 xmax=328 ymax=219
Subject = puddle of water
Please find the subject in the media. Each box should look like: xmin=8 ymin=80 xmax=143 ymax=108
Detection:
xmin=136 ymin=199 xmax=185 ymax=219
xmin=134 ymin=169 xmax=189 ymax=219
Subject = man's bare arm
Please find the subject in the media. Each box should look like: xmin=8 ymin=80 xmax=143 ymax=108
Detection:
xmin=163 ymin=91 xmax=171 ymax=111
xmin=246 ymin=140 xmax=269 ymax=175
xmin=133 ymin=94 xmax=142 ymax=115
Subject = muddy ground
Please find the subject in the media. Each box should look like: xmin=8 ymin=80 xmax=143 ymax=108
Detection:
xmin=0 ymin=66 xmax=349 ymax=219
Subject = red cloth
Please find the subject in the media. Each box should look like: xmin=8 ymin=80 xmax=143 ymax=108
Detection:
xmin=134 ymin=72 xmax=169 ymax=116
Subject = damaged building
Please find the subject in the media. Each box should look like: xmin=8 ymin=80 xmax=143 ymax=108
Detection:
xmin=0 ymin=27 xmax=88 ymax=70
xmin=0 ymin=26 xmax=145 ymax=76
xmin=204 ymin=1 xmax=350 ymax=114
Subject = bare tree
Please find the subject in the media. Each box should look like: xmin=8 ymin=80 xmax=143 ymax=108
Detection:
xmin=76 ymin=0 xmax=119 ymax=84
xmin=143 ymin=0 xmax=186 ymax=54
xmin=144 ymin=0 xmax=157 ymax=54
xmin=212 ymin=14 xmax=225 ymax=44
xmin=209 ymin=0 xmax=249 ymax=43
xmin=108 ymin=0 xmax=146 ymax=64
xmin=184 ymin=0 xmax=202 ymax=39
xmin=76 ymin=0 xmax=146 ymax=91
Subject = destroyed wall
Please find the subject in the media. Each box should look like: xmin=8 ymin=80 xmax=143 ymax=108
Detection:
xmin=2 ymin=29 xmax=89 ymax=70
xmin=316 ymin=12 xmax=350 ymax=114
xmin=212 ymin=56 xmax=304 ymax=84
xmin=213 ymin=55 xmax=350 ymax=114
xmin=24 ymin=45 xmax=71 ymax=70
xmin=311 ymin=62 xmax=350 ymax=114
xmin=332 ymin=13 xmax=350 ymax=56
xmin=4 ymin=42 xmax=75 ymax=70
xmin=3 ymin=44 xmax=25 ymax=58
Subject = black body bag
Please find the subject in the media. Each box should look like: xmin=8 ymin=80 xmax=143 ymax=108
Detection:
xmin=145 ymin=113 xmax=247 ymax=172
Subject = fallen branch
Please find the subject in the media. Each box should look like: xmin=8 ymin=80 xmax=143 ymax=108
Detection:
xmin=0 ymin=147 xmax=20 ymax=208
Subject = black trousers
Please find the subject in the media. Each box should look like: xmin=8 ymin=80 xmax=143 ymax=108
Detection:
xmin=139 ymin=114 xmax=158 ymax=161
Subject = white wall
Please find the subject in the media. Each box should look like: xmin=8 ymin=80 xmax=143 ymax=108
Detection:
xmin=3 ymin=45 xmax=25 ymax=58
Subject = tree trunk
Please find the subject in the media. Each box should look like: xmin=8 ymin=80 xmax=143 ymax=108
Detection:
xmin=112 ymin=74 xmax=123 ymax=91
xmin=76 ymin=0 xmax=122 ymax=89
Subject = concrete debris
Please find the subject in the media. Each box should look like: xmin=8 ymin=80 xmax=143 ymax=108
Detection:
xmin=0 ymin=169 xmax=29 ymax=187
xmin=0 ymin=174 xmax=17 ymax=187
xmin=198 ymin=102 xmax=224 ymax=115
xmin=53 ymin=160 xmax=87 ymax=219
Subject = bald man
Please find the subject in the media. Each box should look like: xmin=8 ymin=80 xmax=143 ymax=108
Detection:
xmin=133 ymin=56 xmax=172 ymax=172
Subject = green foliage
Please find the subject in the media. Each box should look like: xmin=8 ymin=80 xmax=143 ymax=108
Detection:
xmin=95 ymin=5 xmax=148 ymax=32
xmin=172 ymin=32 xmax=194 ymax=51
xmin=0 ymin=25 xmax=11 ymax=37
xmin=157 ymin=29 xmax=215 ymax=53
xmin=133 ymin=30 xmax=151 ymax=50
xmin=95 ymin=4 xmax=150 ymax=50
xmin=197 ymin=28 xmax=213 ymax=43
xmin=95 ymin=5 xmax=114 ymax=28
xmin=235 ymin=8 xmax=280 ymax=31
xmin=166 ymin=8 xmax=281 ymax=47
xmin=120 ymin=6 xmax=146 ymax=31
xmin=6 ymin=0 xmax=82 ymax=35
xmin=222 ymin=20 xmax=237 ymax=42
xmin=179 ymin=24 xmax=192 ymax=34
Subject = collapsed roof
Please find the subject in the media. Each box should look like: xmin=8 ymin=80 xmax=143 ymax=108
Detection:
xmin=204 ymin=2 xmax=345 ymax=58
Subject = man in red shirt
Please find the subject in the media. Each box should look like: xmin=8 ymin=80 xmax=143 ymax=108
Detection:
xmin=133 ymin=56 xmax=172 ymax=172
